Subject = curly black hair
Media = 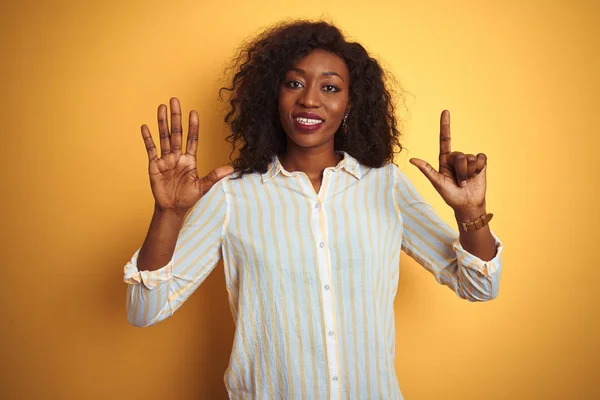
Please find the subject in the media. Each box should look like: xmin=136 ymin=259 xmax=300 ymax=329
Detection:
xmin=219 ymin=19 xmax=403 ymax=177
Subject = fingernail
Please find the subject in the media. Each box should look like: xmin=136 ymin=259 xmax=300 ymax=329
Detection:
xmin=461 ymin=180 xmax=467 ymax=187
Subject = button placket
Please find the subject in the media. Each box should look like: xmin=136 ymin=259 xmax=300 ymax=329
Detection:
xmin=310 ymin=182 xmax=341 ymax=398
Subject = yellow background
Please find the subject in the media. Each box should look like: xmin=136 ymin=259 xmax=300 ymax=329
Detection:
xmin=2 ymin=0 xmax=598 ymax=398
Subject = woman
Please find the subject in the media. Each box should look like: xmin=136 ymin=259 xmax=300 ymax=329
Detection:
xmin=124 ymin=20 xmax=502 ymax=399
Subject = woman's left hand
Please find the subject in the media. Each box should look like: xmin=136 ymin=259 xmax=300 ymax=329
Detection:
xmin=409 ymin=110 xmax=487 ymax=215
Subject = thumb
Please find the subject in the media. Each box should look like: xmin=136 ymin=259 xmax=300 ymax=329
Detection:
xmin=200 ymin=165 xmax=235 ymax=194
xmin=211 ymin=165 xmax=235 ymax=181
xmin=409 ymin=158 xmax=440 ymax=187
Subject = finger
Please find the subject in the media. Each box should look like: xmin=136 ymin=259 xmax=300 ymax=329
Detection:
xmin=170 ymin=98 xmax=183 ymax=154
xmin=157 ymin=104 xmax=170 ymax=155
xmin=211 ymin=165 xmax=235 ymax=182
xmin=409 ymin=158 xmax=441 ymax=188
xmin=200 ymin=165 xmax=235 ymax=195
xmin=475 ymin=153 xmax=487 ymax=174
xmin=141 ymin=124 xmax=158 ymax=161
xmin=466 ymin=154 xmax=477 ymax=178
xmin=186 ymin=110 xmax=199 ymax=157
xmin=439 ymin=110 xmax=451 ymax=170
xmin=448 ymin=151 xmax=468 ymax=186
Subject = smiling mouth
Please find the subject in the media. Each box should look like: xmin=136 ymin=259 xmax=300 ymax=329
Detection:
xmin=294 ymin=117 xmax=324 ymax=125
xmin=293 ymin=117 xmax=325 ymax=133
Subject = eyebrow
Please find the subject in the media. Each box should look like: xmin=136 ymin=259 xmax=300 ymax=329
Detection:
xmin=290 ymin=67 xmax=345 ymax=82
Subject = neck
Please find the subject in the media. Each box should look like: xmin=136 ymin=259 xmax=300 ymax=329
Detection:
xmin=279 ymin=145 xmax=342 ymax=179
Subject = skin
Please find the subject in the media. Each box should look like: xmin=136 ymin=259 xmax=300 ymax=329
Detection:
xmin=279 ymin=49 xmax=497 ymax=261
xmin=277 ymin=49 xmax=350 ymax=193
xmin=136 ymin=98 xmax=233 ymax=272
xmin=135 ymin=50 xmax=496 ymax=273
xmin=410 ymin=110 xmax=496 ymax=260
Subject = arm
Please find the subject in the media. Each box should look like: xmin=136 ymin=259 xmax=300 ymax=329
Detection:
xmin=454 ymin=206 xmax=496 ymax=261
xmin=124 ymin=97 xmax=233 ymax=327
xmin=394 ymin=167 xmax=502 ymax=301
xmin=405 ymin=110 xmax=503 ymax=300
xmin=124 ymin=181 xmax=228 ymax=327
xmin=137 ymin=207 xmax=186 ymax=272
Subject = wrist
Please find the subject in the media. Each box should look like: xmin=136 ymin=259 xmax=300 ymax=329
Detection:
xmin=454 ymin=205 xmax=487 ymax=222
xmin=154 ymin=203 xmax=188 ymax=220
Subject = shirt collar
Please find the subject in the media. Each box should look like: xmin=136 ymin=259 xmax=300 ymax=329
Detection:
xmin=261 ymin=151 xmax=365 ymax=183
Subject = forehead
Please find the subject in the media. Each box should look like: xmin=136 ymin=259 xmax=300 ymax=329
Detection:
xmin=290 ymin=49 xmax=349 ymax=78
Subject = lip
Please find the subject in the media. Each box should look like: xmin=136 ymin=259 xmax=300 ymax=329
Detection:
xmin=292 ymin=112 xmax=325 ymax=133
xmin=293 ymin=119 xmax=324 ymax=133
xmin=292 ymin=112 xmax=325 ymax=121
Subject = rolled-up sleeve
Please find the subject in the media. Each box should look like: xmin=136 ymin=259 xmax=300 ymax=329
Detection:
xmin=393 ymin=166 xmax=503 ymax=301
xmin=123 ymin=180 xmax=228 ymax=327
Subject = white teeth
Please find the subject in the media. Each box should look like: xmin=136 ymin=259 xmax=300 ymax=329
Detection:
xmin=295 ymin=117 xmax=323 ymax=125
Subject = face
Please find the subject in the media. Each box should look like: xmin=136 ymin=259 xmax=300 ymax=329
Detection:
xmin=278 ymin=49 xmax=350 ymax=151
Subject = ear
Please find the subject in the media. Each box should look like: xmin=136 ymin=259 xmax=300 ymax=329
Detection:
xmin=345 ymin=103 xmax=352 ymax=115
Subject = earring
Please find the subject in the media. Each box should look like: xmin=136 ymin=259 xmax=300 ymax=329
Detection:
xmin=343 ymin=113 xmax=348 ymax=134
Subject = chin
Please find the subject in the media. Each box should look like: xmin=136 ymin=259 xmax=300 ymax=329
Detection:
xmin=284 ymin=123 xmax=337 ymax=148
xmin=287 ymin=133 xmax=334 ymax=149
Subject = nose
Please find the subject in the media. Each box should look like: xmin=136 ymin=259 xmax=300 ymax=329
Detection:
xmin=298 ymin=84 xmax=321 ymax=108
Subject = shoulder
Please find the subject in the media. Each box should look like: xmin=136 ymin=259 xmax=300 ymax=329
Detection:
xmin=384 ymin=161 xmax=413 ymax=184
xmin=219 ymin=170 xmax=264 ymax=192
xmin=364 ymin=162 xmax=418 ymax=193
xmin=363 ymin=161 xmax=400 ymax=181
xmin=384 ymin=161 xmax=402 ymax=175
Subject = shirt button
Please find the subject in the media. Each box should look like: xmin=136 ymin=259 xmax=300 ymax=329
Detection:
xmin=319 ymin=242 xmax=324 ymax=248
xmin=332 ymin=376 xmax=338 ymax=381
xmin=324 ymin=284 xmax=330 ymax=290
xmin=328 ymin=330 xmax=334 ymax=336
xmin=315 ymin=203 xmax=320 ymax=209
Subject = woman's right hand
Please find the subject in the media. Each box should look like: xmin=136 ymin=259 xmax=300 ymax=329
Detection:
xmin=141 ymin=97 xmax=234 ymax=215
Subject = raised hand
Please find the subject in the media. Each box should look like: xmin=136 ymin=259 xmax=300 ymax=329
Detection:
xmin=409 ymin=110 xmax=487 ymax=213
xmin=141 ymin=97 xmax=234 ymax=214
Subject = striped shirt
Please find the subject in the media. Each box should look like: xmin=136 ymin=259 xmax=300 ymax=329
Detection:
xmin=124 ymin=151 xmax=503 ymax=400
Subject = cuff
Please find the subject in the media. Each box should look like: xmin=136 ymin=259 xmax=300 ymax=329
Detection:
xmin=452 ymin=230 xmax=503 ymax=277
xmin=123 ymin=248 xmax=174 ymax=290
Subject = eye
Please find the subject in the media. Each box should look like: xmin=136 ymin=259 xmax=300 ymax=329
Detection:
xmin=323 ymin=84 xmax=340 ymax=93
xmin=285 ymin=80 xmax=303 ymax=89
